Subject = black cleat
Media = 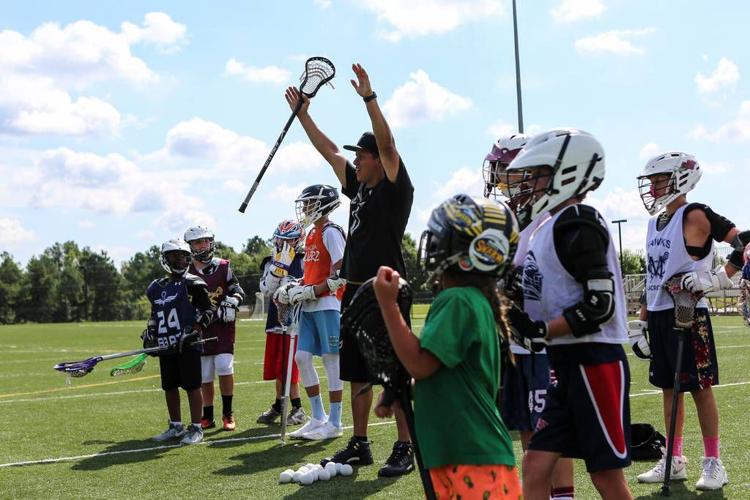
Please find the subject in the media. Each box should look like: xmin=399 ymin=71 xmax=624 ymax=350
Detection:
xmin=321 ymin=437 xmax=374 ymax=467
xmin=378 ymin=441 xmax=414 ymax=477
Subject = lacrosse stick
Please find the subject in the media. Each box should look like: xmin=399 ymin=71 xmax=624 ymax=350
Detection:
xmin=276 ymin=298 xmax=302 ymax=444
xmin=343 ymin=277 xmax=436 ymax=500
xmin=54 ymin=336 xmax=218 ymax=378
xmin=110 ymin=353 xmax=149 ymax=377
xmin=238 ymin=56 xmax=335 ymax=213
xmin=661 ymin=275 xmax=701 ymax=497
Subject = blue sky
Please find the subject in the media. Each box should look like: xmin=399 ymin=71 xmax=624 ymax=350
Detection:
xmin=1 ymin=0 xmax=748 ymax=265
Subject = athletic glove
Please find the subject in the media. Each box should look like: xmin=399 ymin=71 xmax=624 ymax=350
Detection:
xmin=503 ymin=266 xmax=524 ymax=306
xmin=218 ymin=296 xmax=240 ymax=323
xmin=506 ymin=305 xmax=547 ymax=353
xmin=326 ymin=272 xmax=346 ymax=293
xmin=627 ymin=320 xmax=651 ymax=360
xmin=179 ymin=327 xmax=201 ymax=353
xmin=269 ymin=242 xmax=295 ymax=278
xmin=273 ymin=279 xmax=297 ymax=305
xmin=141 ymin=319 xmax=158 ymax=355
xmin=288 ymin=284 xmax=316 ymax=305
xmin=680 ymin=265 xmax=733 ymax=294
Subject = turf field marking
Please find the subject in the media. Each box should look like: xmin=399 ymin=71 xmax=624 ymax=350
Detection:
xmin=0 ymin=421 xmax=396 ymax=468
xmin=630 ymin=380 xmax=750 ymax=397
xmin=0 ymin=375 xmax=161 ymax=400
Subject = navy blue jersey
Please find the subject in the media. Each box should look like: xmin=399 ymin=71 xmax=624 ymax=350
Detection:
xmin=146 ymin=273 xmax=212 ymax=351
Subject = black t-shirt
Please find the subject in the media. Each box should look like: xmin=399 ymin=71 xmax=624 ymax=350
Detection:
xmin=341 ymin=159 xmax=414 ymax=283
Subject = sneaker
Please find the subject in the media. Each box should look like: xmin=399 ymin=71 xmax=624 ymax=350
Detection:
xmin=152 ymin=422 xmax=185 ymax=442
xmin=256 ymin=405 xmax=281 ymax=424
xmin=636 ymin=449 xmax=687 ymax=483
xmin=200 ymin=417 xmax=216 ymax=430
xmin=287 ymin=406 xmax=307 ymax=426
xmin=222 ymin=414 xmax=236 ymax=431
xmin=302 ymin=421 xmax=343 ymax=441
xmin=321 ymin=436 xmax=374 ymax=467
xmin=696 ymin=457 xmax=728 ymax=490
xmin=180 ymin=424 xmax=204 ymax=445
xmin=379 ymin=441 xmax=414 ymax=477
xmin=288 ymin=417 xmax=326 ymax=440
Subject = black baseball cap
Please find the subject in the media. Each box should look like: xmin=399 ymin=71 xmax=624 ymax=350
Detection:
xmin=343 ymin=132 xmax=379 ymax=157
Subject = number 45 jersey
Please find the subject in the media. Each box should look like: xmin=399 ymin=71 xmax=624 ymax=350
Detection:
xmin=146 ymin=273 xmax=210 ymax=351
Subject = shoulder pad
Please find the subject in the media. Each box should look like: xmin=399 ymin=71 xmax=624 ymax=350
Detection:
xmin=556 ymin=204 xmax=608 ymax=231
xmin=184 ymin=273 xmax=208 ymax=288
xmin=323 ymin=222 xmax=346 ymax=239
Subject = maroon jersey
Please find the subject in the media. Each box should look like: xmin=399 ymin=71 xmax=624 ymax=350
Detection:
xmin=190 ymin=258 xmax=235 ymax=355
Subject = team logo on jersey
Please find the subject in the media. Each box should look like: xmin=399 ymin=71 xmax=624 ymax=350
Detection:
xmin=304 ymin=245 xmax=321 ymax=263
xmin=647 ymin=251 xmax=669 ymax=280
xmin=155 ymin=291 xmax=179 ymax=306
xmin=522 ymin=251 xmax=543 ymax=302
xmin=207 ymin=286 xmax=224 ymax=308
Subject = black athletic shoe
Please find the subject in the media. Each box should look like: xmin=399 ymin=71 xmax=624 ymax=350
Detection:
xmin=320 ymin=437 xmax=374 ymax=467
xmin=378 ymin=441 xmax=414 ymax=477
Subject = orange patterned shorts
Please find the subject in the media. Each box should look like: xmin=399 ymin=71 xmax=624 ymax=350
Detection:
xmin=429 ymin=464 xmax=522 ymax=499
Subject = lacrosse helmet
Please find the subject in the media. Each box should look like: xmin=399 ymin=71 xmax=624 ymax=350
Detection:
xmin=273 ymin=219 xmax=305 ymax=253
xmin=505 ymin=128 xmax=605 ymax=228
xmin=184 ymin=226 xmax=215 ymax=263
xmin=418 ymin=194 xmax=519 ymax=281
xmin=295 ymin=184 xmax=341 ymax=227
xmin=483 ymin=133 xmax=529 ymax=201
xmin=637 ymin=152 xmax=702 ymax=215
xmin=160 ymin=239 xmax=192 ymax=277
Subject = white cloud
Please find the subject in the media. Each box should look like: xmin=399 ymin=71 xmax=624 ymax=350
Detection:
xmin=487 ymin=120 xmax=516 ymax=138
xmin=434 ymin=167 xmax=484 ymax=199
xmin=355 ymin=0 xmax=504 ymax=42
xmin=639 ymin=142 xmax=660 ymax=161
xmin=121 ymin=12 xmax=188 ymax=52
xmin=695 ymin=57 xmax=739 ymax=94
xmin=155 ymin=209 xmax=216 ymax=235
xmin=383 ymin=70 xmax=471 ymax=128
xmin=700 ymin=160 xmax=731 ymax=174
xmin=0 ymin=218 xmax=35 ymax=246
xmin=587 ymin=187 xmax=649 ymax=250
xmin=224 ymin=58 xmax=291 ymax=85
xmin=689 ymin=100 xmax=750 ymax=142
xmin=575 ymin=28 xmax=655 ymax=56
xmin=551 ymin=0 xmax=605 ymax=23
xmin=314 ymin=0 xmax=333 ymax=8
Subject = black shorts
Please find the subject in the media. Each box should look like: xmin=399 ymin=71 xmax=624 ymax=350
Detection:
xmin=528 ymin=344 xmax=631 ymax=473
xmin=648 ymin=307 xmax=719 ymax=391
xmin=159 ymin=349 xmax=202 ymax=391
xmin=339 ymin=283 xmax=412 ymax=384
xmin=501 ymin=353 xmax=551 ymax=432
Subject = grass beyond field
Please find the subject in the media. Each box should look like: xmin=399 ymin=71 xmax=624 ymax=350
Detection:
xmin=1 ymin=309 xmax=748 ymax=498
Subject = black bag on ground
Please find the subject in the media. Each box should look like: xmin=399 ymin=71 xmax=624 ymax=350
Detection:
xmin=630 ymin=423 xmax=666 ymax=461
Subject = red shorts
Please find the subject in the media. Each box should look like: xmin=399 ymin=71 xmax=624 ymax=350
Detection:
xmin=263 ymin=333 xmax=300 ymax=383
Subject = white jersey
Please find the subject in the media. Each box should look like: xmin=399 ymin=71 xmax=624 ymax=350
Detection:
xmin=645 ymin=204 xmax=713 ymax=311
xmin=510 ymin=214 xmax=549 ymax=355
xmin=522 ymin=205 xmax=627 ymax=346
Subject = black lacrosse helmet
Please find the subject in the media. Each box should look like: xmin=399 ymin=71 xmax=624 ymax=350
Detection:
xmin=418 ymin=194 xmax=519 ymax=281
xmin=342 ymin=276 xmax=412 ymax=391
xmin=295 ymin=184 xmax=341 ymax=228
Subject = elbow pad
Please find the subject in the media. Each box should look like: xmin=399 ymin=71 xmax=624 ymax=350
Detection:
xmin=728 ymin=230 xmax=750 ymax=269
xmin=563 ymin=276 xmax=616 ymax=337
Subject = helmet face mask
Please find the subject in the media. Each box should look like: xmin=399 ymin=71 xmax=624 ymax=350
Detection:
xmin=482 ymin=134 xmax=528 ymax=201
xmin=295 ymin=184 xmax=341 ymax=227
xmin=637 ymin=152 xmax=701 ymax=215
xmin=160 ymin=239 xmax=192 ymax=277
xmin=273 ymin=220 xmax=305 ymax=253
xmin=184 ymin=226 xmax=215 ymax=263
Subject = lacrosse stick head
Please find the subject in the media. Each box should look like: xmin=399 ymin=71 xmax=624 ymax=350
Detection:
xmin=110 ymin=353 xmax=148 ymax=377
xmin=299 ymin=57 xmax=335 ymax=98
xmin=342 ymin=277 xmax=412 ymax=392
xmin=53 ymin=358 xmax=97 ymax=378
xmin=663 ymin=274 xmax=702 ymax=330
xmin=275 ymin=291 xmax=302 ymax=330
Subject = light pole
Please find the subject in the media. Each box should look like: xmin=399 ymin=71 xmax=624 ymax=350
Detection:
xmin=512 ymin=0 xmax=524 ymax=133
xmin=611 ymin=219 xmax=627 ymax=274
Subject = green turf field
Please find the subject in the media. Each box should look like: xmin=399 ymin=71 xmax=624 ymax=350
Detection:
xmin=1 ymin=309 xmax=748 ymax=498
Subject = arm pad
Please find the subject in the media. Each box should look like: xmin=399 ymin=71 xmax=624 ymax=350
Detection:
xmin=563 ymin=275 xmax=616 ymax=337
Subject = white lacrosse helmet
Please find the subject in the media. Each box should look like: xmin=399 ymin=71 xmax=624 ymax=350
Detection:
xmin=160 ymin=239 xmax=192 ymax=276
xmin=184 ymin=225 xmax=215 ymax=263
xmin=637 ymin=152 xmax=701 ymax=215
xmin=505 ymin=128 xmax=605 ymax=227
xmin=482 ymin=133 xmax=529 ymax=201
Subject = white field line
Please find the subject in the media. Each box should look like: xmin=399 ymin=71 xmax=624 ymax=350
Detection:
xmin=630 ymin=380 xmax=750 ymax=397
xmin=0 ymin=421 xmax=396 ymax=468
xmin=625 ymin=344 xmax=750 ymax=357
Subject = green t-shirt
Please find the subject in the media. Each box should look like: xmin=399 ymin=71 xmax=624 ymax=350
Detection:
xmin=415 ymin=286 xmax=516 ymax=469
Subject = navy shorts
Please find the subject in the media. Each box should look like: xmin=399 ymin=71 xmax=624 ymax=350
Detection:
xmin=648 ymin=307 xmax=719 ymax=391
xmin=501 ymin=353 xmax=551 ymax=432
xmin=528 ymin=344 xmax=631 ymax=473
xmin=159 ymin=349 xmax=202 ymax=391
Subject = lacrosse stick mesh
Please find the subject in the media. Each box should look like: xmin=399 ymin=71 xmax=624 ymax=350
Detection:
xmin=299 ymin=57 xmax=335 ymax=98
xmin=664 ymin=275 xmax=701 ymax=330
xmin=110 ymin=353 xmax=148 ymax=377
xmin=342 ymin=277 xmax=412 ymax=391
xmin=739 ymin=278 xmax=750 ymax=326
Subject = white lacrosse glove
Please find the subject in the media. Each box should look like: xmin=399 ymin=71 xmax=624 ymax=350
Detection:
xmin=288 ymin=284 xmax=317 ymax=305
xmin=269 ymin=243 xmax=295 ymax=278
xmin=273 ymin=279 xmax=297 ymax=305
xmin=627 ymin=320 xmax=651 ymax=360
xmin=218 ymin=296 xmax=240 ymax=323
xmin=680 ymin=265 xmax=733 ymax=294
xmin=326 ymin=272 xmax=346 ymax=293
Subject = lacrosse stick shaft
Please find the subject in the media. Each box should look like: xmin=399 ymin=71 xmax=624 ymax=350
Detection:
xmin=238 ymin=99 xmax=304 ymax=213
xmin=661 ymin=329 xmax=685 ymax=497
xmin=398 ymin=389 xmax=436 ymax=500
xmin=279 ymin=328 xmax=297 ymax=443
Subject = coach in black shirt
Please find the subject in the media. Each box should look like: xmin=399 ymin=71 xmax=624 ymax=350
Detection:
xmin=285 ymin=62 xmax=414 ymax=477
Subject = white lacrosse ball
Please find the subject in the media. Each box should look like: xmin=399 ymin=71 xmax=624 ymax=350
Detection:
xmin=325 ymin=461 xmax=337 ymax=477
xmin=279 ymin=469 xmax=294 ymax=484
xmin=298 ymin=465 xmax=310 ymax=474
xmin=300 ymin=470 xmax=315 ymax=485
xmin=292 ymin=471 xmax=303 ymax=483
xmin=318 ymin=469 xmax=331 ymax=481
xmin=306 ymin=462 xmax=317 ymax=469
xmin=339 ymin=464 xmax=353 ymax=476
